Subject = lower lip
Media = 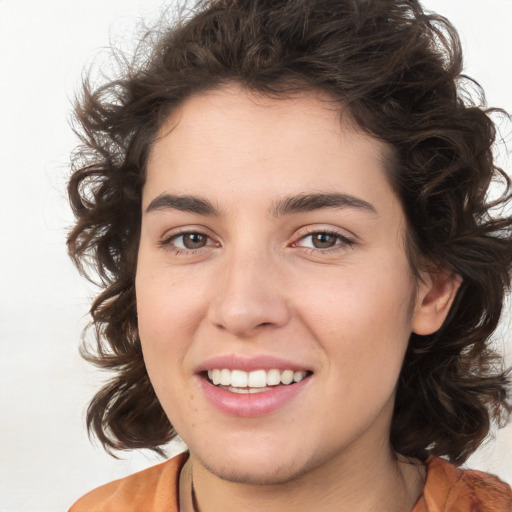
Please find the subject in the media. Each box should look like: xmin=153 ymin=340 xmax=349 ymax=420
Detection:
xmin=199 ymin=376 xmax=311 ymax=417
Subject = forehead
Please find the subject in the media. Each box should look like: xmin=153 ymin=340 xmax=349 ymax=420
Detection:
xmin=144 ymin=85 xmax=397 ymax=215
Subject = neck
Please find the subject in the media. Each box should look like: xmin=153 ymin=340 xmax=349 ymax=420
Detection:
xmin=179 ymin=446 xmax=425 ymax=512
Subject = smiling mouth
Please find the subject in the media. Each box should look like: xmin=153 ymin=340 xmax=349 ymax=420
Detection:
xmin=204 ymin=368 xmax=313 ymax=394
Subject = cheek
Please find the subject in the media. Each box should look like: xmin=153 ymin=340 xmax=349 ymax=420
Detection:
xmin=135 ymin=268 xmax=207 ymax=423
xmin=136 ymin=253 xmax=208 ymax=329
xmin=300 ymin=264 xmax=415 ymax=385
xmin=135 ymin=264 xmax=204 ymax=376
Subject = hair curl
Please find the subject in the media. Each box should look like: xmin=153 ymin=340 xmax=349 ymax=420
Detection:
xmin=68 ymin=0 xmax=512 ymax=464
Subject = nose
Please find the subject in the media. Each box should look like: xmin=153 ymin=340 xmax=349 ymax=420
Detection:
xmin=207 ymin=247 xmax=291 ymax=338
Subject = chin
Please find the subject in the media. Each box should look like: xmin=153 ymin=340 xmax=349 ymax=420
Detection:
xmin=189 ymin=436 xmax=327 ymax=486
xmin=200 ymin=457 xmax=314 ymax=485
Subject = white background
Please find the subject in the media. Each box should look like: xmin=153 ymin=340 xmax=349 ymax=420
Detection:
xmin=0 ymin=1 xmax=511 ymax=511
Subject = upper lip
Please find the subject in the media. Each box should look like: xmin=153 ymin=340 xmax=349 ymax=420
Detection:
xmin=196 ymin=354 xmax=313 ymax=373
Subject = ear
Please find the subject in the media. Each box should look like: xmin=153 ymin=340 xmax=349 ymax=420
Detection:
xmin=412 ymin=271 xmax=462 ymax=335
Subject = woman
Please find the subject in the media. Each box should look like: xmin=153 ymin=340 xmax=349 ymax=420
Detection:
xmin=68 ymin=0 xmax=512 ymax=510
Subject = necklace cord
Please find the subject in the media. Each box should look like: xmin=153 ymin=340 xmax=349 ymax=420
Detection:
xmin=191 ymin=470 xmax=200 ymax=512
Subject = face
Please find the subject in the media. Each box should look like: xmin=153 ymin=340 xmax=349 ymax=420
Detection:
xmin=136 ymin=86 xmax=444 ymax=484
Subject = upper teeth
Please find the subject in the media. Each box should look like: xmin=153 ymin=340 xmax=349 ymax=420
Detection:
xmin=207 ymin=369 xmax=307 ymax=388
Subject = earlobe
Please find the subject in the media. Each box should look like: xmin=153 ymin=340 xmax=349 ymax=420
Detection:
xmin=412 ymin=272 xmax=462 ymax=335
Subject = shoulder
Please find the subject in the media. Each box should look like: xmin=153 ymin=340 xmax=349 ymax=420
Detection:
xmin=413 ymin=456 xmax=512 ymax=512
xmin=69 ymin=452 xmax=189 ymax=512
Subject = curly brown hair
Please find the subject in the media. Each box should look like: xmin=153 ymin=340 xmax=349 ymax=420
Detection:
xmin=68 ymin=0 xmax=512 ymax=464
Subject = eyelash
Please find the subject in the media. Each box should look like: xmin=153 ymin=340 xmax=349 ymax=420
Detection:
xmin=159 ymin=228 xmax=356 ymax=255
xmin=159 ymin=229 xmax=218 ymax=255
xmin=292 ymin=228 xmax=356 ymax=255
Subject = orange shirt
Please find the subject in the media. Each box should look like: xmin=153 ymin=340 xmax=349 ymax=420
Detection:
xmin=70 ymin=452 xmax=187 ymax=512
xmin=413 ymin=457 xmax=512 ymax=512
xmin=69 ymin=453 xmax=512 ymax=512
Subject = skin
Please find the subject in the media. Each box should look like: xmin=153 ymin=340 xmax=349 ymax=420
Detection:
xmin=136 ymin=85 xmax=460 ymax=512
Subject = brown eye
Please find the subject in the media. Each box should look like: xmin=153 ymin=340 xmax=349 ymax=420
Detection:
xmin=181 ymin=233 xmax=208 ymax=249
xmin=310 ymin=233 xmax=338 ymax=249
xmin=295 ymin=231 xmax=354 ymax=252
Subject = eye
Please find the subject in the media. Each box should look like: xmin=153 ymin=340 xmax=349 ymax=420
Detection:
xmin=294 ymin=230 xmax=355 ymax=251
xmin=300 ymin=232 xmax=339 ymax=249
xmin=160 ymin=230 xmax=217 ymax=252
xmin=174 ymin=232 xmax=209 ymax=250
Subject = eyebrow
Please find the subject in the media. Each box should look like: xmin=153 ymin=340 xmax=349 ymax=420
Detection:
xmin=146 ymin=193 xmax=221 ymax=216
xmin=145 ymin=191 xmax=377 ymax=217
xmin=271 ymin=192 xmax=377 ymax=217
